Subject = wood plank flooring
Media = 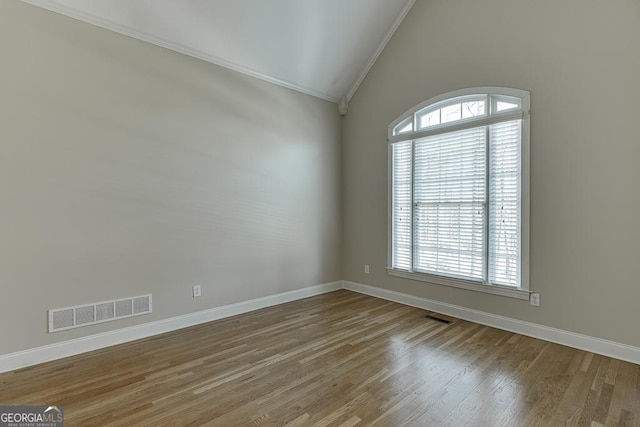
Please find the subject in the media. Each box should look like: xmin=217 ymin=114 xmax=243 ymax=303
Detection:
xmin=1 ymin=290 xmax=638 ymax=426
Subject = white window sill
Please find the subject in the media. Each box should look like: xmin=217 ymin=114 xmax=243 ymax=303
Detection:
xmin=386 ymin=268 xmax=531 ymax=300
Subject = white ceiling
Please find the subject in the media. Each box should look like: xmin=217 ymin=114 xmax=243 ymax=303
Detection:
xmin=22 ymin=0 xmax=416 ymax=104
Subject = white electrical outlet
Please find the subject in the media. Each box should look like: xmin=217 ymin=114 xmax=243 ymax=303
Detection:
xmin=364 ymin=264 xmax=370 ymax=274
xmin=193 ymin=285 xmax=202 ymax=298
xmin=530 ymin=293 xmax=540 ymax=307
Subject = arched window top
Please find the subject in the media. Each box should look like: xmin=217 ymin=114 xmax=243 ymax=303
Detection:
xmin=390 ymin=87 xmax=530 ymax=139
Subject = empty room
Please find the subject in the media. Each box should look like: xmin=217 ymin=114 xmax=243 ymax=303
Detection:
xmin=1 ymin=0 xmax=639 ymax=425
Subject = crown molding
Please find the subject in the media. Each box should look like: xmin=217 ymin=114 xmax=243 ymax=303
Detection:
xmin=20 ymin=0 xmax=341 ymax=104
xmin=20 ymin=0 xmax=417 ymax=108
xmin=346 ymin=0 xmax=416 ymax=102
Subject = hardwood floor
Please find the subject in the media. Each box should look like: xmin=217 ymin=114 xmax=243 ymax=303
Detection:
xmin=1 ymin=290 xmax=638 ymax=426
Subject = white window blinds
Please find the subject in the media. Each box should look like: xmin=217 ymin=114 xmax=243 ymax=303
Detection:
xmin=489 ymin=120 xmax=522 ymax=287
xmin=391 ymin=141 xmax=412 ymax=271
xmin=413 ymin=127 xmax=486 ymax=281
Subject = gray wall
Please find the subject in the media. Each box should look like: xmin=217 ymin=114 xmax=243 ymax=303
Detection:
xmin=343 ymin=0 xmax=640 ymax=346
xmin=2 ymin=0 xmax=639 ymax=357
xmin=0 ymin=1 xmax=341 ymax=354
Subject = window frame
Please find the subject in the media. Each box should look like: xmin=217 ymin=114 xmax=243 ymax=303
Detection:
xmin=387 ymin=87 xmax=531 ymax=300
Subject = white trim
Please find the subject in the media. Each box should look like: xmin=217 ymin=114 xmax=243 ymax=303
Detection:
xmin=386 ymin=269 xmax=531 ymax=300
xmin=346 ymin=0 xmax=417 ymax=102
xmin=3 ymin=280 xmax=639 ymax=373
xmin=21 ymin=0 xmax=419 ymax=105
xmin=520 ymin=94 xmax=531 ymax=293
xmin=19 ymin=0 xmax=340 ymax=103
xmin=342 ymin=281 xmax=640 ymax=365
xmin=0 ymin=282 xmax=342 ymax=374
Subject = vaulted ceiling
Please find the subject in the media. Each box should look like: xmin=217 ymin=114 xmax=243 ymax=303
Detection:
xmin=22 ymin=0 xmax=416 ymax=104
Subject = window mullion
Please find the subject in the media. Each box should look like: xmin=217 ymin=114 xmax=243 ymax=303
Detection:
xmin=411 ymin=139 xmax=416 ymax=272
xmin=485 ymin=93 xmax=492 ymax=284
xmin=484 ymin=126 xmax=490 ymax=284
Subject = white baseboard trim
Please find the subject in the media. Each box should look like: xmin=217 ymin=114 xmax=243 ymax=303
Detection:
xmin=3 ymin=280 xmax=637 ymax=374
xmin=0 ymin=281 xmax=342 ymax=374
xmin=343 ymin=281 xmax=640 ymax=365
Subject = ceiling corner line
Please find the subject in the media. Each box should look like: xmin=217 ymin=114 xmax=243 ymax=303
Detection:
xmin=345 ymin=0 xmax=417 ymax=103
xmin=19 ymin=0 xmax=341 ymax=104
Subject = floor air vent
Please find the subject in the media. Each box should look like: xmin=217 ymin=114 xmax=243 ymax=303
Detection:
xmin=424 ymin=314 xmax=453 ymax=324
xmin=48 ymin=295 xmax=152 ymax=333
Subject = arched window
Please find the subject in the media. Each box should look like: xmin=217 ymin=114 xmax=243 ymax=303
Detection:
xmin=388 ymin=87 xmax=530 ymax=298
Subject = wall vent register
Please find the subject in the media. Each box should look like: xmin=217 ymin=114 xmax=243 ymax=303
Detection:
xmin=48 ymin=295 xmax=152 ymax=333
